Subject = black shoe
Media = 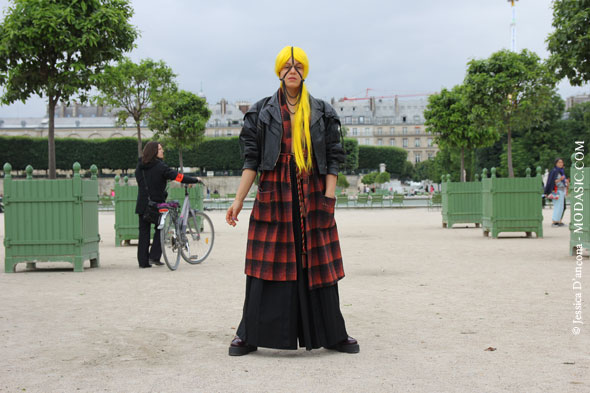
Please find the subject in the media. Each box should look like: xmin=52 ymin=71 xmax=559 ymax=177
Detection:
xmin=557 ymin=222 xmax=566 ymax=227
xmin=229 ymin=336 xmax=257 ymax=356
xmin=552 ymin=223 xmax=560 ymax=228
xmin=327 ymin=337 xmax=360 ymax=354
xmin=149 ymin=259 xmax=164 ymax=266
xmin=139 ymin=264 xmax=152 ymax=269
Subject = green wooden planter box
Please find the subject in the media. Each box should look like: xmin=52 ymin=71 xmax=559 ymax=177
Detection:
xmin=3 ymin=162 xmax=100 ymax=272
xmin=441 ymin=174 xmax=482 ymax=228
xmin=569 ymin=157 xmax=590 ymax=256
xmin=481 ymin=167 xmax=543 ymax=238
xmin=114 ymin=176 xmax=203 ymax=246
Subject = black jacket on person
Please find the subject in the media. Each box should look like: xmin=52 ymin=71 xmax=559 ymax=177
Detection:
xmin=239 ymin=90 xmax=346 ymax=175
xmin=135 ymin=158 xmax=198 ymax=215
xmin=544 ymin=167 xmax=565 ymax=196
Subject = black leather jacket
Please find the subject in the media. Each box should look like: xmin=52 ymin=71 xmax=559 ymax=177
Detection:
xmin=239 ymin=90 xmax=346 ymax=175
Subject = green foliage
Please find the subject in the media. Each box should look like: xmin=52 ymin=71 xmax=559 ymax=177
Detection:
xmin=0 ymin=0 xmax=138 ymax=177
xmin=341 ymin=126 xmax=349 ymax=137
xmin=357 ymin=145 xmax=407 ymax=175
xmin=94 ymin=57 xmax=177 ymax=157
xmin=375 ymin=171 xmax=391 ymax=184
xmin=336 ymin=173 xmax=349 ymax=188
xmin=464 ymin=49 xmax=557 ymax=177
xmin=165 ymin=137 xmax=242 ymax=171
xmin=361 ymin=172 xmax=377 ymax=185
xmin=424 ymin=85 xmax=497 ymax=181
xmin=400 ymin=161 xmax=415 ymax=182
xmin=547 ymin=0 xmax=590 ymax=86
xmin=0 ymin=136 xmax=243 ymax=171
xmin=149 ymin=90 xmax=211 ymax=169
xmin=0 ymin=136 xmax=138 ymax=171
xmin=413 ymin=159 xmax=433 ymax=181
xmin=341 ymin=138 xmax=359 ymax=171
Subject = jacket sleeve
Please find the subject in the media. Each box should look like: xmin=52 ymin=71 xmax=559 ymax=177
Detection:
xmin=544 ymin=169 xmax=556 ymax=195
xmin=160 ymin=162 xmax=198 ymax=184
xmin=323 ymin=102 xmax=346 ymax=176
xmin=239 ymin=100 xmax=263 ymax=171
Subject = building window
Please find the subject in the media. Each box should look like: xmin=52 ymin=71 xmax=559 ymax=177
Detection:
xmin=227 ymin=130 xmax=233 ymax=136
xmin=377 ymin=127 xmax=382 ymax=135
xmin=352 ymin=127 xmax=358 ymax=136
xmin=413 ymin=115 xmax=420 ymax=123
xmin=427 ymin=152 xmax=434 ymax=159
xmin=402 ymin=116 xmax=407 ymax=123
xmin=214 ymin=130 xmax=220 ymax=137
xmin=403 ymin=138 xmax=408 ymax=147
xmin=389 ymin=127 xmax=394 ymax=135
xmin=415 ymin=138 xmax=421 ymax=147
xmin=364 ymin=138 xmax=371 ymax=145
xmin=415 ymin=127 xmax=420 ymax=134
xmin=364 ymin=127 xmax=370 ymax=135
xmin=427 ymin=138 xmax=433 ymax=147
xmin=359 ymin=116 xmax=364 ymax=124
xmin=402 ymin=127 xmax=408 ymax=134
xmin=377 ymin=138 xmax=383 ymax=146
xmin=415 ymin=153 xmax=421 ymax=163
xmin=345 ymin=116 xmax=352 ymax=124
xmin=389 ymin=138 xmax=395 ymax=146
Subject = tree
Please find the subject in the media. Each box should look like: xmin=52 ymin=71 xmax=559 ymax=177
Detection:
xmin=95 ymin=58 xmax=177 ymax=158
xmin=361 ymin=172 xmax=377 ymax=186
xmin=547 ymin=0 xmax=590 ymax=86
xmin=0 ymin=0 xmax=137 ymax=178
xmin=464 ymin=49 xmax=556 ymax=177
xmin=336 ymin=173 xmax=350 ymax=189
xmin=149 ymin=90 xmax=211 ymax=171
xmin=375 ymin=171 xmax=390 ymax=185
xmin=424 ymin=85 xmax=497 ymax=181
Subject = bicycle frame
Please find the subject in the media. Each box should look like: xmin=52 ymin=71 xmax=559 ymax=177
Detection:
xmin=157 ymin=186 xmax=192 ymax=231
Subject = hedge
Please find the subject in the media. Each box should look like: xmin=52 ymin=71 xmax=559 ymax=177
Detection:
xmin=358 ymin=145 xmax=408 ymax=175
xmin=0 ymin=135 xmax=360 ymax=172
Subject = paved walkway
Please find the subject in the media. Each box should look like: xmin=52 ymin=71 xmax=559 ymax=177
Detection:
xmin=0 ymin=208 xmax=588 ymax=392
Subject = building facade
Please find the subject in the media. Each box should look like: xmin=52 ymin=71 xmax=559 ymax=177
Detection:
xmin=332 ymin=96 xmax=438 ymax=163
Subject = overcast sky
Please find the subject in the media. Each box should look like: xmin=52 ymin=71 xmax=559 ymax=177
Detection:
xmin=0 ymin=0 xmax=588 ymax=117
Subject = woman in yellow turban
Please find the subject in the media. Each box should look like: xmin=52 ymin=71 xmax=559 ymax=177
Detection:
xmin=226 ymin=46 xmax=358 ymax=356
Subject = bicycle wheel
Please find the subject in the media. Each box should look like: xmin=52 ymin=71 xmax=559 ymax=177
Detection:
xmin=180 ymin=210 xmax=215 ymax=264
xmin=161 ymin=211 xmax=181 ymax=270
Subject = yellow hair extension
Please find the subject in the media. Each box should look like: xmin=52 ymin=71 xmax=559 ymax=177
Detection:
xmin=275 ymin=46 xmax=313 ymax=172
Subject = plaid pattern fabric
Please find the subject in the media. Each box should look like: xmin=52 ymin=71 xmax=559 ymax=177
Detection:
xmin=245 ymin=90 xmax=344 ymax=289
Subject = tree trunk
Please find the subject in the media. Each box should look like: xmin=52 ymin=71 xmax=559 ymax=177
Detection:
xmin=507 ymin=123 xmax=514 ymax=178
xmin=48 ymin=96 xmax=57 ymax=179
xmin=460 ymin=147 xmax=465 ymax=182
xmin=136 ymin=122 xmax=142 ymax=158
xmin=178 ymin=148 xmax=184 ymax=173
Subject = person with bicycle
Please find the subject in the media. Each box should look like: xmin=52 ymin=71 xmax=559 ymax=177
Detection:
xmin=225 ymin=46 xmax=359 ymax=355
xmin=135 ymin=141 xmax=201 ymax=269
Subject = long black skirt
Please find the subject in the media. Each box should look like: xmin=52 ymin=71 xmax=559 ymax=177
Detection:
xmin=236 ymin=161 xmax=349 ymax=350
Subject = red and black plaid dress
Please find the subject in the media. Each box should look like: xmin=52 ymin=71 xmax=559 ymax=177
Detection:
xmin=244 ymin=91 xmax=345 ymax=290
xmin=237 ymin=89 xmax=349 ymax=350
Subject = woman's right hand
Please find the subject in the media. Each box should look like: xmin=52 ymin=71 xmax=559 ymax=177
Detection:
xmin=226 ymin=200 xmax=243 ymax=227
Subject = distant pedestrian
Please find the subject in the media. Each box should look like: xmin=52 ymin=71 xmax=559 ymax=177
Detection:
xmin=543 ymin=158 xmax=569 ymax=227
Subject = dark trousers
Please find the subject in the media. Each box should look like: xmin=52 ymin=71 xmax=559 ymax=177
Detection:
xmin=137 ymin=215 xmax=161 ymax=267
